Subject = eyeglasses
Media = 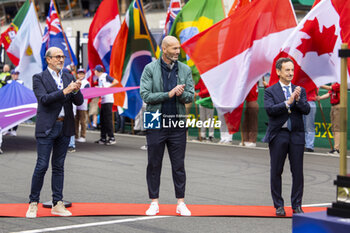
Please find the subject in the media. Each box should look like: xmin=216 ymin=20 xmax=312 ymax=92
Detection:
xmin=49 ymin=55 xmax=66 ymax=60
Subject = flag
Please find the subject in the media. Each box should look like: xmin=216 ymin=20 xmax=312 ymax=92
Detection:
xmin=88 ymin=0 xmax=121 ymax=74
xmin=0 ymin=0 xmax=31 ymax=65
xmin=110 ymin=0 xmax=157 ymax=119
xmin=80 ymin=86 xmax=140 ymax=99
xmin=228 ymin=0 xmax=252 ymax=15
xmin=182 ymin=0 xmax=297 ymax=134
xmin=169 ymin=0 xmax=225 ymax=84
xmin=6 ymin=1 xmax=43 ymax=89
xmin=0 ymin=81 xmax=37 ymax=133
xmin=162 ymin=0 xmax=182 ymax=38
xmin=268 ymin=0 xmax=350 ymax=92
xmin=41 ymin=0 xmax=77 ymax=71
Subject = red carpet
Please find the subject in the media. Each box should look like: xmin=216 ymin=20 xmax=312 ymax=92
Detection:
xmin=0 ymin=203 xmax=326 ymax=218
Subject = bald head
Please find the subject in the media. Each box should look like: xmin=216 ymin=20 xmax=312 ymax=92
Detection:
xmin=161 ymin=36 xmax=180 ymax=50
xmin=161 ymin=36 xmax=180 ymax=64
xmin=45 ymin=47 xmax=63 ymax=59
xmin=3 ymin=64 xmax=10 ymax=73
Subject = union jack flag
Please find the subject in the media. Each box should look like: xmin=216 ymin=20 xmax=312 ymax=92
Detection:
xmin=162 ymin=0 xmax=182 ymax=38
xmin=41 ymin=0 xmax=77 ymax=70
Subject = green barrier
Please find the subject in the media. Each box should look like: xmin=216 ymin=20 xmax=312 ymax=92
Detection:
xmin=188 ymin=88 xmax=350 ymax=149
xmin=292 ymin=0 xmax=315 ymax=6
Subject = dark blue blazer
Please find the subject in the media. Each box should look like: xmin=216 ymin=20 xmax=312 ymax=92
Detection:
xmin=262 ymin=82 xmax=310 ymax=145
xmin=33 ymin=69 xmax=84 ymax=138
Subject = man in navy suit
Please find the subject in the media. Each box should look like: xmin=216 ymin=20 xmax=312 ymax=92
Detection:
xmin=26 ymin=47 xmax=84 ymax=218
xmin=263 ymin=57 xmax=310 ymax=216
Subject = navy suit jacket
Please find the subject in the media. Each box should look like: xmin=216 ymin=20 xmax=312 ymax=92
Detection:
xmin=33 ymin=69 xmax=84 ymax=138
xmin=262 ymin=82 xmax=310 ymax=145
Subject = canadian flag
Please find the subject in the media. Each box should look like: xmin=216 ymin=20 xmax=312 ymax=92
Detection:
xmin=269 ymin=0 xmax=350 ymax=90
xmin=181 ymin=0 xmax=297 ymax=134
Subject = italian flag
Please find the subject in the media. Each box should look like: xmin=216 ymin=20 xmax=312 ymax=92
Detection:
xmin=182 ymin=0 xmax=297 ymax=134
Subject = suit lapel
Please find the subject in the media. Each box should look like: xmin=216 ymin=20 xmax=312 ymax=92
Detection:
xmin=275 ymin=82 xmax=286 ymax=102
xmin=61 ymin=72 xmax=70 ymax=88
xmin=45 ymin=69 xmax=58 ymax=91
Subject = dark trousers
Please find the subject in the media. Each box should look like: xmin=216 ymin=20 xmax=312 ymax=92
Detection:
xmin=29 ymin=121 xmax=70 ymax=204
xmin=146 ymin=127 xmax=187 ymax=199
xmin=100 ymin=103 xmax=114 ymax=139
xmin=269 ymin=129 xmax=304 ymax=209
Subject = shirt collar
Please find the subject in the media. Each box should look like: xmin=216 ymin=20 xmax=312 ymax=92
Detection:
xmin=48 ymin=67 xmax=62 ymax=79
xmin=279 ymin=81 xmax=291 ymax=89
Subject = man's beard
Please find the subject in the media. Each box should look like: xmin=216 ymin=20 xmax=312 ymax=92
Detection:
xmin=166 ymin=54 xmax=178 ymax=63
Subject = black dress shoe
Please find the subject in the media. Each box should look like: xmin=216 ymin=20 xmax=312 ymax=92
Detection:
xmin=276 ymin=207 xmax=286 ymax=216
xmin=304 ymin=148 xmax=314 ymax=152
xmin=293 ymin=206 xmax=304 ymax=214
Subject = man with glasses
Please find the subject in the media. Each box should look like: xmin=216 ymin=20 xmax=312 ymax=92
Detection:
xmin=26 ymin=47 xmax=84 ymax=218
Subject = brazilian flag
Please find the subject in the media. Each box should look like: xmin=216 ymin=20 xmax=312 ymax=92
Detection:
xmin=169 ymin=0 xmax=225 ymax=84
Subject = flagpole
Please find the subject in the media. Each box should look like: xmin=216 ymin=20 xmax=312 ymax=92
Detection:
xmin=339 ymin=43 xmax=348 ymax=176
xmin=221 ymin=0 xmax=226 ymax=16
xmin=52 ymin=0 xmax=75 ymax=71
xmin=136 ymin=0 xmax=157 ymax=56
xmin=116 ymin=0 xmax=122 ymax=25
xmin=316 ymin=88 xmax=334 ymax=151
xmin=30 ymin=0 xmax=43 ymax=37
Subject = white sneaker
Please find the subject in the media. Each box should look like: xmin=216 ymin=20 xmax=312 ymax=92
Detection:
xmin=245 ymin=142 xmax=256 ymax=147
xmin=76 ymin=137 xmax=86 ymax=143
xmin=140 ymin=145 xmax=147 ymax=150
xmin=219 ymin=140 xmax=231 ymax=145
xmin=26 ymin=202 xmax=38 ymax=218
xmin=51 ymin=201 xmax=72 ymax=216
xmin=145 ymin=202 xmax=159 ymax=216
xmin=176 ymin=202 xmax=191 ymax=216
xmin=239 ymin=142 xmax=245 ymax=146
xmin=9 ymin=130 xmax=17 ymax=136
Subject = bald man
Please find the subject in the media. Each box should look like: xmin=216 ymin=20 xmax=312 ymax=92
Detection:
xmin=140 ymin=36 xmax=194 ymax=216
xmin=26 ymin=47 xmax=84 ymax=218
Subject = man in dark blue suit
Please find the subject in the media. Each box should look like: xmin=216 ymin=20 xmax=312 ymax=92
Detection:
xmin=263 ymin=57 xmax=310 ymax=216
xmin=26 ymin=47 xmax=84 ymax=218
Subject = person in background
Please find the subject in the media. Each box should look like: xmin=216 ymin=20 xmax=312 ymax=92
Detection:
xmin=67 ymin=102 xmax=77 ymax=153
xmin=303 ymin=88 xmax=318 ymax=152
xmin=240 ymin=83 xmax=259 ymax=147
xmin=133 ymin=102 xmax=147 ymax=135
xmin=0 ymin=64 xmax=11 ymax=88
xmin=218 ymin=112 xmax=232 ymax=145
xmin=75 ymin=68 xmax=90 ymax=143
xmin=317 ymin=83 xmax=340 ymax=155
xmin=94 ymin=65 xmax=118 ymax=145
xmin=195 ymin=78 xmax=214 ymax=142
xmin=6 ymin=70 xmax=23 ymax=136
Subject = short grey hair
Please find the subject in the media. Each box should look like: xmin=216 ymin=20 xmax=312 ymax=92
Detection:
xmin=275 ymin=57 xmax=293 ymax=70
xmin=45 ymin=47 xmax=62 ymax=58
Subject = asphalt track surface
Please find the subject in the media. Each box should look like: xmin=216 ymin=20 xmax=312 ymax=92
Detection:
xmin=0 ymin=125 xmax=348 ymax=233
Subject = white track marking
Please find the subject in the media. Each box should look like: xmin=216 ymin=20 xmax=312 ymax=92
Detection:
xmin=12 ymin=216 xmax=172 ymax=233
xmin=302 ymin=203 xmax=332 ymax=207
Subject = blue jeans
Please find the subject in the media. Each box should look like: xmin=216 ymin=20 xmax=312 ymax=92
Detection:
xmin=69 ymin=135 xmax=75 ymax=148
xmin=303 ymin=101 xmax=316 ymax=150
xmin=29 ymin=121 xmax=70 ymax=204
